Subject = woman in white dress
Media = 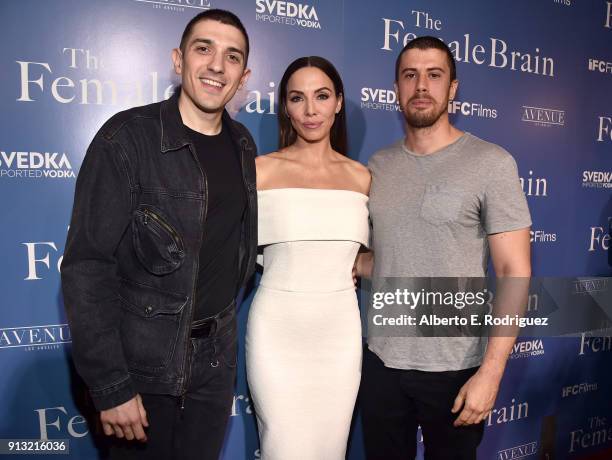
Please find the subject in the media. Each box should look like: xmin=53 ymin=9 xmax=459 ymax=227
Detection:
xmin=245 ymin=56 xmax=371 ymax=459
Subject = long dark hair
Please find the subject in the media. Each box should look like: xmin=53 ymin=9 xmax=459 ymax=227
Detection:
xmin=278 ymin=56 xmax=348 ymax=155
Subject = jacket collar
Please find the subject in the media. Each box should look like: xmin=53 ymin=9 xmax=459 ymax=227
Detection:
xmin=159 ymin=87 xmax=238 ymax=153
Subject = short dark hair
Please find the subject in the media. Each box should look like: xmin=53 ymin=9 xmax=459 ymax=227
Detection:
xmin=179 ymin=9 xmax=250 ymax=66
xmin=278 ymin=56 xmax=348 ymax=155
xmin=395 ymin=36 xmax=456 ymax=82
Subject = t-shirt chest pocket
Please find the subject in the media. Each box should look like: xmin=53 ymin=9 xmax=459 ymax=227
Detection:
xmin=419 ymin=185 xmax=464 ymax=225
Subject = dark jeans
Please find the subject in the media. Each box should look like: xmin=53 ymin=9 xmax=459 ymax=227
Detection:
xmin=360 ymin=346 xmax=485 ymax=460
xmin=107 ymin=307 xmax=237 ymax=460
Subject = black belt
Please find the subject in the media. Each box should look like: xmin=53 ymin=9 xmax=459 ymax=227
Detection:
xmin=190 ymin=301 xmax=235 ymax=338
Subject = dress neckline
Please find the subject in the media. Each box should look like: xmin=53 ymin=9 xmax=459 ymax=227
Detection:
xmin=257 ymin=187 xmax=368 ymax=199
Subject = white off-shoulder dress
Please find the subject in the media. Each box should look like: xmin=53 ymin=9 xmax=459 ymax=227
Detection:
xmin=246 ymin=188 xmax=369 ymax=460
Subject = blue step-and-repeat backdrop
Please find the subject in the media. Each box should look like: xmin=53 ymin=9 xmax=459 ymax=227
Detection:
xmin=1 ymin=1 xmax=611 ymax=459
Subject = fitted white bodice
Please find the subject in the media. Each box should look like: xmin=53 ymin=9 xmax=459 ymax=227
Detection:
xmin=257 ymin=188 xmax=369 ymax=292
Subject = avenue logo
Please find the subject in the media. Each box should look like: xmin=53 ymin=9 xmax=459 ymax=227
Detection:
xmin=497 ymin=441 xmax=537 ymax=460
xmin=0 ymin=324 xmax=71 ymax=351
xmin=131 ymin=0 xmax=210 ymax=12
xmin=521 ymin=106 xmax=565 ymax=127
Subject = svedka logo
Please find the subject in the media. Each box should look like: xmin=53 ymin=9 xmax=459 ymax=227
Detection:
xmin=255 ymin=0 xmax=321 ymax=29
xmin=448 ymin=100 xmax=497 ymax=119
xmin=1 ymin=150 xmax=75 ymax=179
xmin=521 ymin=106 xmax=565 ymax=127
xmin=510 ymin=339 xmax=545 ymax=359
xmin=0 ymin=324 xmax=71 ymax=351
xmin=360 ymin=87 xmax=400 ymax=112
xmin=582 ymin=170 xmax=612 ymax=189
xmin=497 ymin=441 xmax=537 ymax=460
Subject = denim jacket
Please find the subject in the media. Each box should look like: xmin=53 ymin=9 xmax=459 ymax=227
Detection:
xmin=61 ymin=89 xmax=257 ymax=411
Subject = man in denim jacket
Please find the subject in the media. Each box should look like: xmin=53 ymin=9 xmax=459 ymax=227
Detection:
xmin=61 ymin=9 xmax=257 ymax=459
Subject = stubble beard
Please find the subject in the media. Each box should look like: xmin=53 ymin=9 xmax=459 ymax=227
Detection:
xmin=402 ymin=88 xmax=451 ymax=129
xmin=403 ymin=98 xmax=448 ymax=128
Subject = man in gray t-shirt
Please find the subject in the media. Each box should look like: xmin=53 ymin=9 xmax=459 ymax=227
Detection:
xmin=357 ymin=37 xmax=531 ymax=460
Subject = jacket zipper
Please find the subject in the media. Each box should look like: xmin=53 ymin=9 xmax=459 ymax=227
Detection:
xmin=143 ymin=208 xmax=183 ymax=251
xmin=180 ymin=143 xmax=208 ymax=410
xmin=239 ymin=138 xmax=252 ymax=287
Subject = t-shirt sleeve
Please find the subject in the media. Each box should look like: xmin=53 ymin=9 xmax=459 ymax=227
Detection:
xmin=482 ymin=153 xmax=532 ymax=234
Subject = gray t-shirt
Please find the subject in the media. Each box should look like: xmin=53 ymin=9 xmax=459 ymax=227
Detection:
xmin=367 ymin=132 xmax=532 ymax=371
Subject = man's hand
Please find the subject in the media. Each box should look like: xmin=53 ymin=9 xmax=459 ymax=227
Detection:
xmin=100 ymin=394 xmax=149 ymax=442
xmin=353 ymin=251 xmax=374 ymax=286
xmin=448 ymin=226 xmax=530 ymax=427
xmin=451 ymin=369 xmax=502 ymax=427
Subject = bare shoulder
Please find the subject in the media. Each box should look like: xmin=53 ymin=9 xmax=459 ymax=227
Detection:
xmin=335 ymin=154 xmax=371 ymax=195
xmin=256 ymin=151 xmax=283 ymax=164
xmin=256 ymin=152 xmax=286 ymax=189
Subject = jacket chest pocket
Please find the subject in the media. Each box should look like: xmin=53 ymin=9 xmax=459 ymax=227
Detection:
xmin=132 ymin=205 xmax=185 ymax=275
xmin=420 ymin=185 xmax=464 ymax=225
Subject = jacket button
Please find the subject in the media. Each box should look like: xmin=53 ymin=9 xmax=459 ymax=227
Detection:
xmin=145 ymin=306 xmax=153 ymax=314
